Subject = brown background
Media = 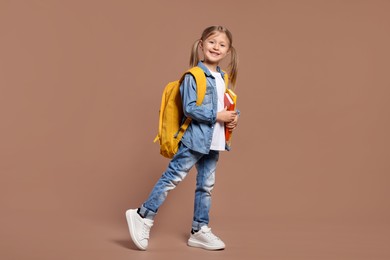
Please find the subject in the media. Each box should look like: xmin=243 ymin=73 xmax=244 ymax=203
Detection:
xmin=1 ymin=0 xmax=389 ymax=259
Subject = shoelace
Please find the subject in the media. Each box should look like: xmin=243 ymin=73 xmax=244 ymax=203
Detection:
xmin=201 ymin=227 xmax=220 ymax=241
xmin=141 ymin=222 xmax=153 ymax=239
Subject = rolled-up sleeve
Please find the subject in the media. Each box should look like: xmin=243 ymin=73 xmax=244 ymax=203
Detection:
xmin=180 ymin=74 xmax=216 ymax=124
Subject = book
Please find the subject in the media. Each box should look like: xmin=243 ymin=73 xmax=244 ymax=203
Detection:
xmin=224 ymin=92 xmax=235 ymax=111
xmin=224 ymin=89 xmax=237 ymax=142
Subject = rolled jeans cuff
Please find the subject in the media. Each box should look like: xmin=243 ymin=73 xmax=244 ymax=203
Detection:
xmin=139 ymin=204 xmax=157 ymax=220
xmin=192 ymin=221 xmax=207 ymax=231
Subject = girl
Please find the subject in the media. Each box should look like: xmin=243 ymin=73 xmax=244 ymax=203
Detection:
xmin=126 ymin=25 xmax=239 ymax=251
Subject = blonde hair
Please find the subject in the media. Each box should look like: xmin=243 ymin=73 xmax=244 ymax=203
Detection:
xmin=190 ymin=25 xmax=239 ymax=88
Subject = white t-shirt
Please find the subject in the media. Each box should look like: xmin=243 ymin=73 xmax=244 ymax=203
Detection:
xmin=210 ymin=71 xmax=226 ymax=151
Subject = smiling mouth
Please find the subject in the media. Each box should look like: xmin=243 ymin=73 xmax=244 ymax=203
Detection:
xmin=209 ymin=51 xmax=220 ymax=56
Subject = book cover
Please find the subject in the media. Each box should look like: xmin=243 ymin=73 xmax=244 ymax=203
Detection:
xmin=224 ymin=89 xmax=237 ymax=142
xmin=224 ymin=92 xmax=235 ymax=111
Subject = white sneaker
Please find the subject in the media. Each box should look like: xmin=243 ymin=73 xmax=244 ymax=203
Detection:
xmin=187 ymin=226 xmax=226 ymax=250
xmin=125 ymin=209 xmax=154 ymax=250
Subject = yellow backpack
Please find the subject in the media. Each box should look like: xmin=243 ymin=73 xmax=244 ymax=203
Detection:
xmin=154 ymin=66 xmax=228 ymax=158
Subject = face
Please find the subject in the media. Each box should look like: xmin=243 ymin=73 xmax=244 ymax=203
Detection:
xmin=200 ymin=32 xmax=230 ymax=66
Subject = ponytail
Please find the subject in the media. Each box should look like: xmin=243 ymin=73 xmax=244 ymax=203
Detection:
xmin=189 ymin=40 xmax=201 ymax=67
xmin=228 ymin=46 xmax=239 ymax=89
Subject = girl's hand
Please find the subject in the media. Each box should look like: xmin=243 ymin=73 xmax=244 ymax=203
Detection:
xmin=226 ymin=114 xmax=239 ymax=131
xmin=217 ymin=107 xmax=237 ymax=123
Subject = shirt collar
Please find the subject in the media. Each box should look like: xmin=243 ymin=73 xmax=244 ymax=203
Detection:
xmin=197 ymin=61 xmax=224 ymax=78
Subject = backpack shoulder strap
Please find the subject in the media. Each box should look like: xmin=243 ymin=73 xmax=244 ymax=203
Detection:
xmin=183 ymin=66 xmax=207 ymax=105
xmin=222 ymin=70 xmax=229 ymax=90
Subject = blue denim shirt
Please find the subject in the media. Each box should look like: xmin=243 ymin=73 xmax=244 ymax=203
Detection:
xmin=180 ymin=61 xmax=231 ymax=154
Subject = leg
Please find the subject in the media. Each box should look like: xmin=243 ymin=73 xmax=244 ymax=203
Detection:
xmin=192 ymin=150 xmax=219 ymax=231
xmin=140 ymin=143 xmax=203 ymax=219
xmin=187 ymin=150 xmax=225 ymax=250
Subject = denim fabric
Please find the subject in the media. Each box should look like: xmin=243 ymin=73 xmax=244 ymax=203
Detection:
xmin=140 ymin=142 xmax=219 ymax=230
xmin=180 ymin=61 xmax=231 ymax=154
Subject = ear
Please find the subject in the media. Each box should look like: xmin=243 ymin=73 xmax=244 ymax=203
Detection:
xmin=199 ymin=40 xmax=203 ymax=50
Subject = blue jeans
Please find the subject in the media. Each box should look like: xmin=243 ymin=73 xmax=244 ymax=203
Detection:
xmin=139 ymin=143 xmax=219 ymax=231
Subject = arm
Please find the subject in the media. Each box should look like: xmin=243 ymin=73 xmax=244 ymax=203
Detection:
xmin=180 ymin=74 xmax=237 ymax=124
xmin=180 ymin=74 xmax=216 ymax=124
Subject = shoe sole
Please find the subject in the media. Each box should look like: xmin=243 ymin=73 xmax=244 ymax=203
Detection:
xmin=187 ymin=238 xmax=225 ymax=250
xmin=125 ymin=209 xmax=147 ymax=250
